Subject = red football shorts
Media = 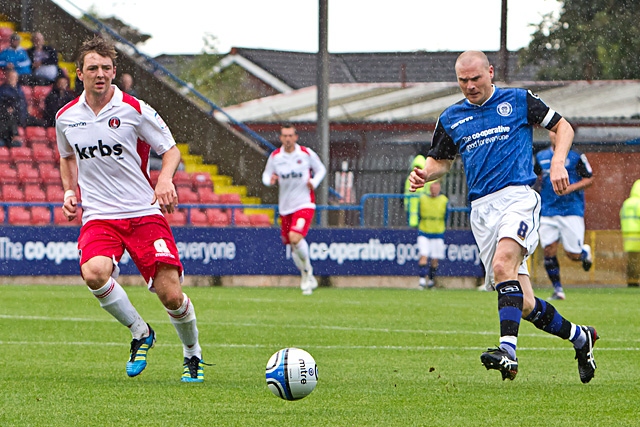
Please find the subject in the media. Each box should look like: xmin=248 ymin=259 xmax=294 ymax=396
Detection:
xmin=78 ymin=214 xmax=183 ymax=285
xmin=280 ymin=208 xmax=315 ymax=244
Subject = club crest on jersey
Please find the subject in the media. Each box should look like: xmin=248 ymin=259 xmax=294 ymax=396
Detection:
xmin=497 ymin=102 xmax=513 ymax=117
xmin=108 ymin=116 xmax=121 ymax=129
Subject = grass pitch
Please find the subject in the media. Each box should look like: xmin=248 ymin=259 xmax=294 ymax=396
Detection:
xmin=0 ymin=284 xmax=638 ymax=426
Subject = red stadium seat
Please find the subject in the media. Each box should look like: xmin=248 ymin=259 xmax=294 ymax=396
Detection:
xmin=165 ymin=209 xmax=187 ymax=226
xmin=24 ymin=184 xmax=46 ymax=202
xmin=218 ymin=193 xmax=242 ymax=205
xmin=0 ymin=166 xmax=19 ymax=184
xmin=17 ymin=163 xmax=41 ymax=184
xmin=32 ymin=86 xmax=52 ymax=105
xmin=8 ymin=207 xmax=31 ymax=225
xmin=32 ymin=143 xmax=55 ymax=164
xmin=249 ymin=214 xmax=272 ymax=227
xmin=20 ymin=85 xmax=32 ymax=104
xmin=177 ymin=187 xmax=199 ymax=204
xmin=40 ymin=166 xmax=61 ymax=185
xmin=191 ymin=172 xmax=213 ymax=189
xmin=172 ymin=171 xmax=192 ymax=188
xmin=54 ymin=207 xmax=82 ymax=226
xmin=45 ymin=185 xmax=64 ymax=201
xmin=197 ymin=187 xmax=220 ymax=204
xmin=2 ymin=184 xmax=24 ymax=201
xmin=0 ymin=206 xmax=4 ymax=223
xmin=25 ymin=126 xmax=48 ymax=145
xmin=30 ymin=206 xmax=52 ymax=225
xmin=233 ymin=211 xmax=251 ymax=226
xmin=9 ymin=146 xmax=33 ymax=164
xmin=46 ymin=126 xmax=57 ymax=144
xmin=149 ymin=170 xmax=161 ymax=186
xmin=206 ymin=208 xmax=229 ymax=227
xmin=189 ymin=209 xmax=209 ymax=226
xmin=0 ymin=146 xmax=10 ymax=162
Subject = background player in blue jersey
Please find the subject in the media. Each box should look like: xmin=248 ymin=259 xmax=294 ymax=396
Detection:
xmin=534 ymin=130 xmax=594 ymax=300
xmin=409 ymin=51 xmax=598 ymax=383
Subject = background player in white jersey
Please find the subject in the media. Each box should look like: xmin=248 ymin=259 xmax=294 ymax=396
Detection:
xmin=56 ymin=36 xmax=207 ymax=382
xmin=534 ymin=130 xmax=594 ymax=300
xmin=409 ymin=51 xmax=598 ymax=383
xmin=262 ymin=124 xmax=327 ymax=295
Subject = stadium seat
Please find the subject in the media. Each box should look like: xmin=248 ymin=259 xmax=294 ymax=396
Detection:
xmin=233 ymin=211 xmax=251 ymax=226
xmin=173 ymin=171 xmax=192 ymax=188
xmin=8 ymin=207 xmax=31 ymax=225
xmin=206 ymin=208 xmax=230 ymax=227
xmin=218 ymin=193 xmax=242 ymax=205
xmin=2 ymin=184 xmax=24 ymax=201
xmin=0 ymin=146 xmax=10 ymax=162
xmin=0 ymin=165 xmax=19 ymax=184
xmin=20 ymin=85 xmax=32 ymax=104
xmin=40 ymin=166 xmax=61 ymax=185
xmin=0 ymin=206 xmax=4 ymax=223
xmin=45 ymin=185 xmax=64 ymax=201
xmin=177 ymin=187 xmax=199 ymax=204
xmin=249 ymin=213 xmax=272 ymax=227
xmin=54 ymin=207 xmax=82 ymax=226
xmin=191 ymin=172 xmax=213 ymax=189
xmin=32 ymin=143 xmax=55 ymax=164
xmin=165 ymin=209 xmax=187 ymax=226
xmin=9 ymin=146 xmax=33 ymax=164
xmin=189 ymin=209 xmax=209 ymax=226
xmin=30 ymin=206 xmax=52 ymax=225
xmin=46 ymin=127 xmax=57 ymax=144
xmin=17 ymin=163 xmax=41 ymax=184
xmin=149 ymin=170 xmax=160 ymax=186
xmin=25 ymin=126 xmax=48 ymax=145
xmin=197 ymin=187 xmax=220 ymax=204
xmin=32 ymin=86 xmax=52 ymax=105
xmin=24 ymin=184 xmax=46 ymax=202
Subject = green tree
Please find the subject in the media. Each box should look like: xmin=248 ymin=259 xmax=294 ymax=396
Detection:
xmin=521 ymin=0 xmax=640 ymax=80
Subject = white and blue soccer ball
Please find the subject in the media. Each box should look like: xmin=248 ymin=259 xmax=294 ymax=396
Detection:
xmin=265 ymin=348 xmax=318 ymax=400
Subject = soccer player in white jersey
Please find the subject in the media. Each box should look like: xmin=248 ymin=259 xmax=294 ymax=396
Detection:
xmin=410 ymin=51 xmax=598 ymax=383
xmin=262 ymin=124 xmax=327 ymax=295
xmin=56 ymin=36 xmax=207 ymax=382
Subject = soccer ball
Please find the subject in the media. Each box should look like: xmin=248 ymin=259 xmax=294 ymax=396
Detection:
xmin=265 ymin=348 xmax=318 ymax=400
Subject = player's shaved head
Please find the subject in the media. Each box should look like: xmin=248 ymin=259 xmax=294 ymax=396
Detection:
xmin=454 ymin=50 xmax=494 ymax=105
xmin=455 ymin=51 xmax=490 ymax=71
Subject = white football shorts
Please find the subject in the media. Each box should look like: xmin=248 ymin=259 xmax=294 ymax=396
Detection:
xmin=539 ymin=215 xmax=585 ymax=254
xmin=470 ymin=186 xmax=541 ymax=290
xmin=417 ymin=236 xmax=446 ymax=260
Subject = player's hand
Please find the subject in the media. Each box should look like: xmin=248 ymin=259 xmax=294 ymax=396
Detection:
xmin=409 ymin=167 xmax=426 ymax=192
xmin=62 ymin=195 xmax=78 ymax=221
xmin=153 ymin=179 xmax=178 ymax=213
xmin=270 ymin=173 xmax=278 ymax=186
xmin=550 ymin=161 xmax=569 ymax=195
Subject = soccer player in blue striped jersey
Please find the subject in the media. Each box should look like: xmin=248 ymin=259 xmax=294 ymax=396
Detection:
xmin=534 ymin=130 xmax=594 ymax=300
xmin=409 ymin=51 xmax=598 ymax=383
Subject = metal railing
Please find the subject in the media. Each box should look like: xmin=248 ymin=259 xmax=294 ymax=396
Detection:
xmin=1 ymin=193 xmax=470 ymax=227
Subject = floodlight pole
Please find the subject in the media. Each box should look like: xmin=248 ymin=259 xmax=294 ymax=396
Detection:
xmin=498 ymin=0 xmax=509 ymax=82
xmin=316 ymin=0 xmax=330 ymax=226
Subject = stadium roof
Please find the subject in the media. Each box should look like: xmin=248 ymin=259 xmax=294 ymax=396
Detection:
xmin=214 ymin=80 xmax=640 ymax=124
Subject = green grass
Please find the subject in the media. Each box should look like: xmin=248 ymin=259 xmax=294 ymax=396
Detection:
xmin=1 ymin=284 xmax=639 ymax=426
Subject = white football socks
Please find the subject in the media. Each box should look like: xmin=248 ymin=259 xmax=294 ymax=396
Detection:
xmin=90 ymin=277 xmax=148 ymax=339
xmin=166 ymin=293 xmax=201 ymax=359
xmin=292 ymin=239 xmax=312 ymax=274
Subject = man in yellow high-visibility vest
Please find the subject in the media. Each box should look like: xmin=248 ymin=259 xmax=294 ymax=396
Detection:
xmin=620 ymin=179 xmax=640 ymax=287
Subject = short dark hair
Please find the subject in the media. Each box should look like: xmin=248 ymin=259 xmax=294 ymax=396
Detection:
xmin=280 ymin=123 xmax=297 ymax=134
xmin=76 ymin=35 xmax=117 ymax=71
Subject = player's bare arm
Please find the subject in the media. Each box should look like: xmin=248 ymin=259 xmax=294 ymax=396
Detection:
xmin=549 ymin=118 xmax=574 ymax=195
xmin=409 ymin=158 xmax=453 ymax=192
xmin=270 ymin=173 xmax=278 ymax=186
xmin=153 ymin=146 xmax=181 ymax=213
xmin=59 ymin=155 xmax=79 ymax=221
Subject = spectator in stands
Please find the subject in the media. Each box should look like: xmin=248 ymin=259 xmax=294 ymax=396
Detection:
xmin=262 ymin=124 xmax=327 ymax=295
xmin=415 ymin=180 xmax=448 ymax=289
xmin=27 ymin=32 xmax=60 ymax=85
xmin=43 ymin=74 xmax=76 ymax=127
xmin=409 ymin=50 xmax=598 ymax=384
xmin=0 ymin=69 xmax=45 ymax=145
xmin=534 ymin=129 xmax=594 ymax=300
xmin=0 ymin=69 xmax=21 ymax=147
xmin=0 ymin=33 xmax=32 ymax=85
xmin=56 ymin=36 xmax=207 ymax=382
xmin=119 ymin=72 xmax=138 ymax=97
xmin=620 ymin=179 xmax=640 ymax=287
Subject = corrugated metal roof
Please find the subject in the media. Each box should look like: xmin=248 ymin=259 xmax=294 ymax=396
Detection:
xmin=215 ymin=81 xmax=640 ymax=123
